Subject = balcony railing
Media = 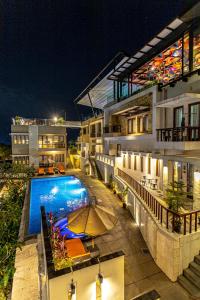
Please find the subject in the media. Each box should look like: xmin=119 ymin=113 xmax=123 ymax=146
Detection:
xmin=117 ymin=168 xmax=200 ymax=235
xmin=103 ymin=125 xmax=121 ymax=134
xmin=39 ymin=143 xmax=65 ymax=149
xmin=157 ymin=127 xmax=200 ymax=142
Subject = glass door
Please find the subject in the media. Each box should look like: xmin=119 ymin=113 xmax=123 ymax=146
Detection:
xmin=174 ymin=106 xmax=183 ymax=127
xmin=189 ymin=103 xmax=200 ymax=140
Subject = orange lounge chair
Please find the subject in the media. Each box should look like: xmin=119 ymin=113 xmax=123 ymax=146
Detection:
xmin=47 ymin=167 xmax=54 ymax=175
xmin=58 ymin=164 xmax=65 ymax=174
xmin=64 ymin=238 xmax=90 ymax=262
xmin=38 ymin=167 xmax=45 ymax=175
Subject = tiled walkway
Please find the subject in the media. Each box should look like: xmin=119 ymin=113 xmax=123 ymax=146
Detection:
xmin=77 ymin=172 xmax=191 ymax=300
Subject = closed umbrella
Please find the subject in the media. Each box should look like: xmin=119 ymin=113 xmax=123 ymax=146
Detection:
xmin=67 ymin=202 xmax=117 ymax=236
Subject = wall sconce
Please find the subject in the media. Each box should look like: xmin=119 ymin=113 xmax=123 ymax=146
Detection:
xmin=97 ymin=272 xmax=104 ymax=284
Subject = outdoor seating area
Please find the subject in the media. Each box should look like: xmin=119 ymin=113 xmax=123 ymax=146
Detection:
xmin=37 ymin=163 xmax=66 ymax=176
xmin=140 ymin=176 xmax=158 ymax=190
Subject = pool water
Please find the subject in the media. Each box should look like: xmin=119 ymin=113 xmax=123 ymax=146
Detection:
xmin=29 ymin=176 xmax=88 ymax=235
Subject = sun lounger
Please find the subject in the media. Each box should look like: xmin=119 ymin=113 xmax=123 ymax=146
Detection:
xmin=58 ymin=164 xmax=65 ymax=174
xmin=47 ymin=167 xmax=54 ymax=175
xmin=38 ymin=167 xmax=45 ymax=175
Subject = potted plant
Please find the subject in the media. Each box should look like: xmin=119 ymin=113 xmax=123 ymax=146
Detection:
xmin=121 ymin=185 xmax=129 ymax=209
xmin=165 ymin=181 xmax=189 ymax=233
xmin=15 ymin=116 xmax=21 ymax=125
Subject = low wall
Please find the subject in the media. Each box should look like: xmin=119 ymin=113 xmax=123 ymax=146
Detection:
xmin=41 ymin=206 xmax=125 ymax=300
xmin=96 ymin=160 xmax=114 ymax=183
xmin=114 ymin=176 xmax=200 ymax=282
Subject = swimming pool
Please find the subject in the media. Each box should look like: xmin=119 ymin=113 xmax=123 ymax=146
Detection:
xmin=29 ymin=176 xmax=88 ymax=235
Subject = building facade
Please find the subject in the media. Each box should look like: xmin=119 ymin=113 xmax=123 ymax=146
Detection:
xmin=11 ymin=117 xmax=67 ymax=167
xmin=74 ymin=2 xmax=200 ymax=286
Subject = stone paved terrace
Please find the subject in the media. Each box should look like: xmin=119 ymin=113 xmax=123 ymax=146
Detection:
xmin=77 ymin=171 xmax=191 ymax=300
xmin=11 ymin=171 xmax=191 ymax=300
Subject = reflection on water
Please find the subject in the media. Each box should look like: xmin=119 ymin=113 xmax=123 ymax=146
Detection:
xmin=29 ymin=176 xmax=89 ymax=234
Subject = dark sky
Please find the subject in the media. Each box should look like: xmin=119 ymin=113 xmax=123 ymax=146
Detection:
xmin=0 ymin=0 xmax=197 ymax=144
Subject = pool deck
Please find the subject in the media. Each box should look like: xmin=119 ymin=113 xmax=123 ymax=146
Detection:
xmin=76 ymin=171 xmax=191 ymax=300
xmin=12 ymin=171 xmax=191 ymax=300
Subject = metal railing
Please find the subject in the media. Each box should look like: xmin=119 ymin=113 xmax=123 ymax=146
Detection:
xmin=117 ymin=169 xmax=200 ymax=235
xmin=157 ymin=127 xmax=200 ymax=142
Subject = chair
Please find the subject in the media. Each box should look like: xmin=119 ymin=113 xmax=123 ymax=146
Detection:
xmin=38 ymin=167 xmax=45 ymax=175
xmin=47 ymin=167 xmax=54 ymax=175
xmin=58 ymin=163 xmax=65 ymax=174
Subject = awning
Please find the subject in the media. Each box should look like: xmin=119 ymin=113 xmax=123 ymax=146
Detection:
xmin=74 ymin=52 xmax=129 ymax=109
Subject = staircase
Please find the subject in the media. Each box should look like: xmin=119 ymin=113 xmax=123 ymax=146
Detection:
xmin=178 ymin=253 xmax=200 ymax=299
xmin=88 ymin=156 xmax=102 ymax=180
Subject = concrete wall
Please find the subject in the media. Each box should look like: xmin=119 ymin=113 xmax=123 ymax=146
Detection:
xmin=48 ymin=255 xmax=124 ymax=300
xmin=114 ymin=176 xmax=200 ymax=282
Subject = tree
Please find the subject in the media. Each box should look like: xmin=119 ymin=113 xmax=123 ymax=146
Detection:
xmin=165 ymin=181 xmax=188 ymax=213
xmin=0 ymin=144 xmax=11 ymax=161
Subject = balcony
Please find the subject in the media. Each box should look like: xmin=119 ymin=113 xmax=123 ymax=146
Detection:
xmin=156 ymin=127 xmax=200 ymax=151
xmin=103 ymin=125 xmax=121 ymax=134
xmin=38 ymin=143 xmax=65 ymax=149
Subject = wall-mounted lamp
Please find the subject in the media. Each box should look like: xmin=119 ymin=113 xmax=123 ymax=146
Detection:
xmin=97 ymin=272 xmax=104 ymax=284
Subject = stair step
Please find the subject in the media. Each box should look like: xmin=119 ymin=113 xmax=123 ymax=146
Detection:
xmin=183 ymin=268 xmax=200 ymax=289
xmin=194 ymin=255 xmax=200 ymax=265
xmin=190 ymin=262 xmax=200 ymax=277
xmin=178 ymin=275 xmax=200 ymax=299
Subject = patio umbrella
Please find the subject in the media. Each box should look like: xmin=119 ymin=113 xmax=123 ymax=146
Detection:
xmin=67 ymin=202 xmax=118 ymax=236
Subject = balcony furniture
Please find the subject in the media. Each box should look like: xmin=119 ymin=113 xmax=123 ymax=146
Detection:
xmin=150 ymin=179 xmax=158 ymax=190
xmin=140 ymin=179 xmax=146 ymax=186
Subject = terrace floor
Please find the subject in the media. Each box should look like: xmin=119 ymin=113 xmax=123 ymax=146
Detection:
xmin=76 ymin=171 xmax=191 ymax=300
xmin=11 ymin=170 xmax=191 ymax=300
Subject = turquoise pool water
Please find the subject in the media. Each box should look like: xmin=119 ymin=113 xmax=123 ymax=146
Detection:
xmin=29 ymin=176 xmax=88 ymax=235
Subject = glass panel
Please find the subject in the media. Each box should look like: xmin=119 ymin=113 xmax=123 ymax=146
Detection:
xmin=128 ymin=119 xmax=132 ymax=134
xmin=174 ymin=107 xmax=183 ymax=127
xmin=193 ymin=26 xmax=200 ymax=70
xmin=183 ymin=33 xmax=189 ymax=72
xmin=190 ymin=103 xmax=200 ymax=126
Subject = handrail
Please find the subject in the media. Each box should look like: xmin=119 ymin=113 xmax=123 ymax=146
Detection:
xmin=157 ymin=126 xmax=200 ymax=142
xmin=117 ymin=168 xmax=200 ymax=235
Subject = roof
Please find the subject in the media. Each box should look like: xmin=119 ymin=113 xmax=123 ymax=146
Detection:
xmin=74 ymin=51 xmax=129 ymax=109
xmin=108 ymin=1 xmax=200 ymax=81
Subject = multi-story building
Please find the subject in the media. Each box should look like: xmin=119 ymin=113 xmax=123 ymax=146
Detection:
xmin=74 ymin=2 xmax=200 ymax=294
xmin=11 ymin=117 xmax=67 ymax=167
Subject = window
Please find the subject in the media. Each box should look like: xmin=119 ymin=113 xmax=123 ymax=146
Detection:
xmin=189 ymin=103 xmax=200 ymax=126
xmin=14 ymin=156 xmax=29 ymax=165
xmin=123 ymin=155 xmax=126 ymax=168
xmin=174 ymin=107 xmax=183 ymax=127
xmin=13 ymin=135 xmax=29 ymax=144
xmin=148 ymin=157 xmax=151 ymax=174
xmin=128 ymin=119 xmax=132 ymax=134
xmin=156 ymin=159 xmax=160 ymax=177
xmin=128 ymin=155 xmax=131 ymax=169
xmin=143 ymin=115 xmax=149 ymax=132
xmin=193 ymin=27 xmax=200 ymax=71
xmin=140 ymin=156 xmax=143 ymax=172
xmin=134 ymin=156 xmax=137 ymax=170
xmin=83 ymin=127 xmax=87 ymax=135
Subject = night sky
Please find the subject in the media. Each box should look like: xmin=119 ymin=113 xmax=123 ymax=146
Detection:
xmin=0 ymin=0 xmax=197 ymax=144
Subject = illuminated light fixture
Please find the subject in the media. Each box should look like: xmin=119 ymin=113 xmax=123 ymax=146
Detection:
xmin=98 ymin=272 xmax=104 ymax=284
xmin=70 ymin=279 xmax=76 ymax=295
xmin=157 ymin=28 xmax=172 ymax=39
xmin=168 ymin=18 xmax=183 ymax=30
xmin=68 ymin=279 xmax=76 ymax=299
xmin=54 ymin=116 xmax=58 ymax=122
